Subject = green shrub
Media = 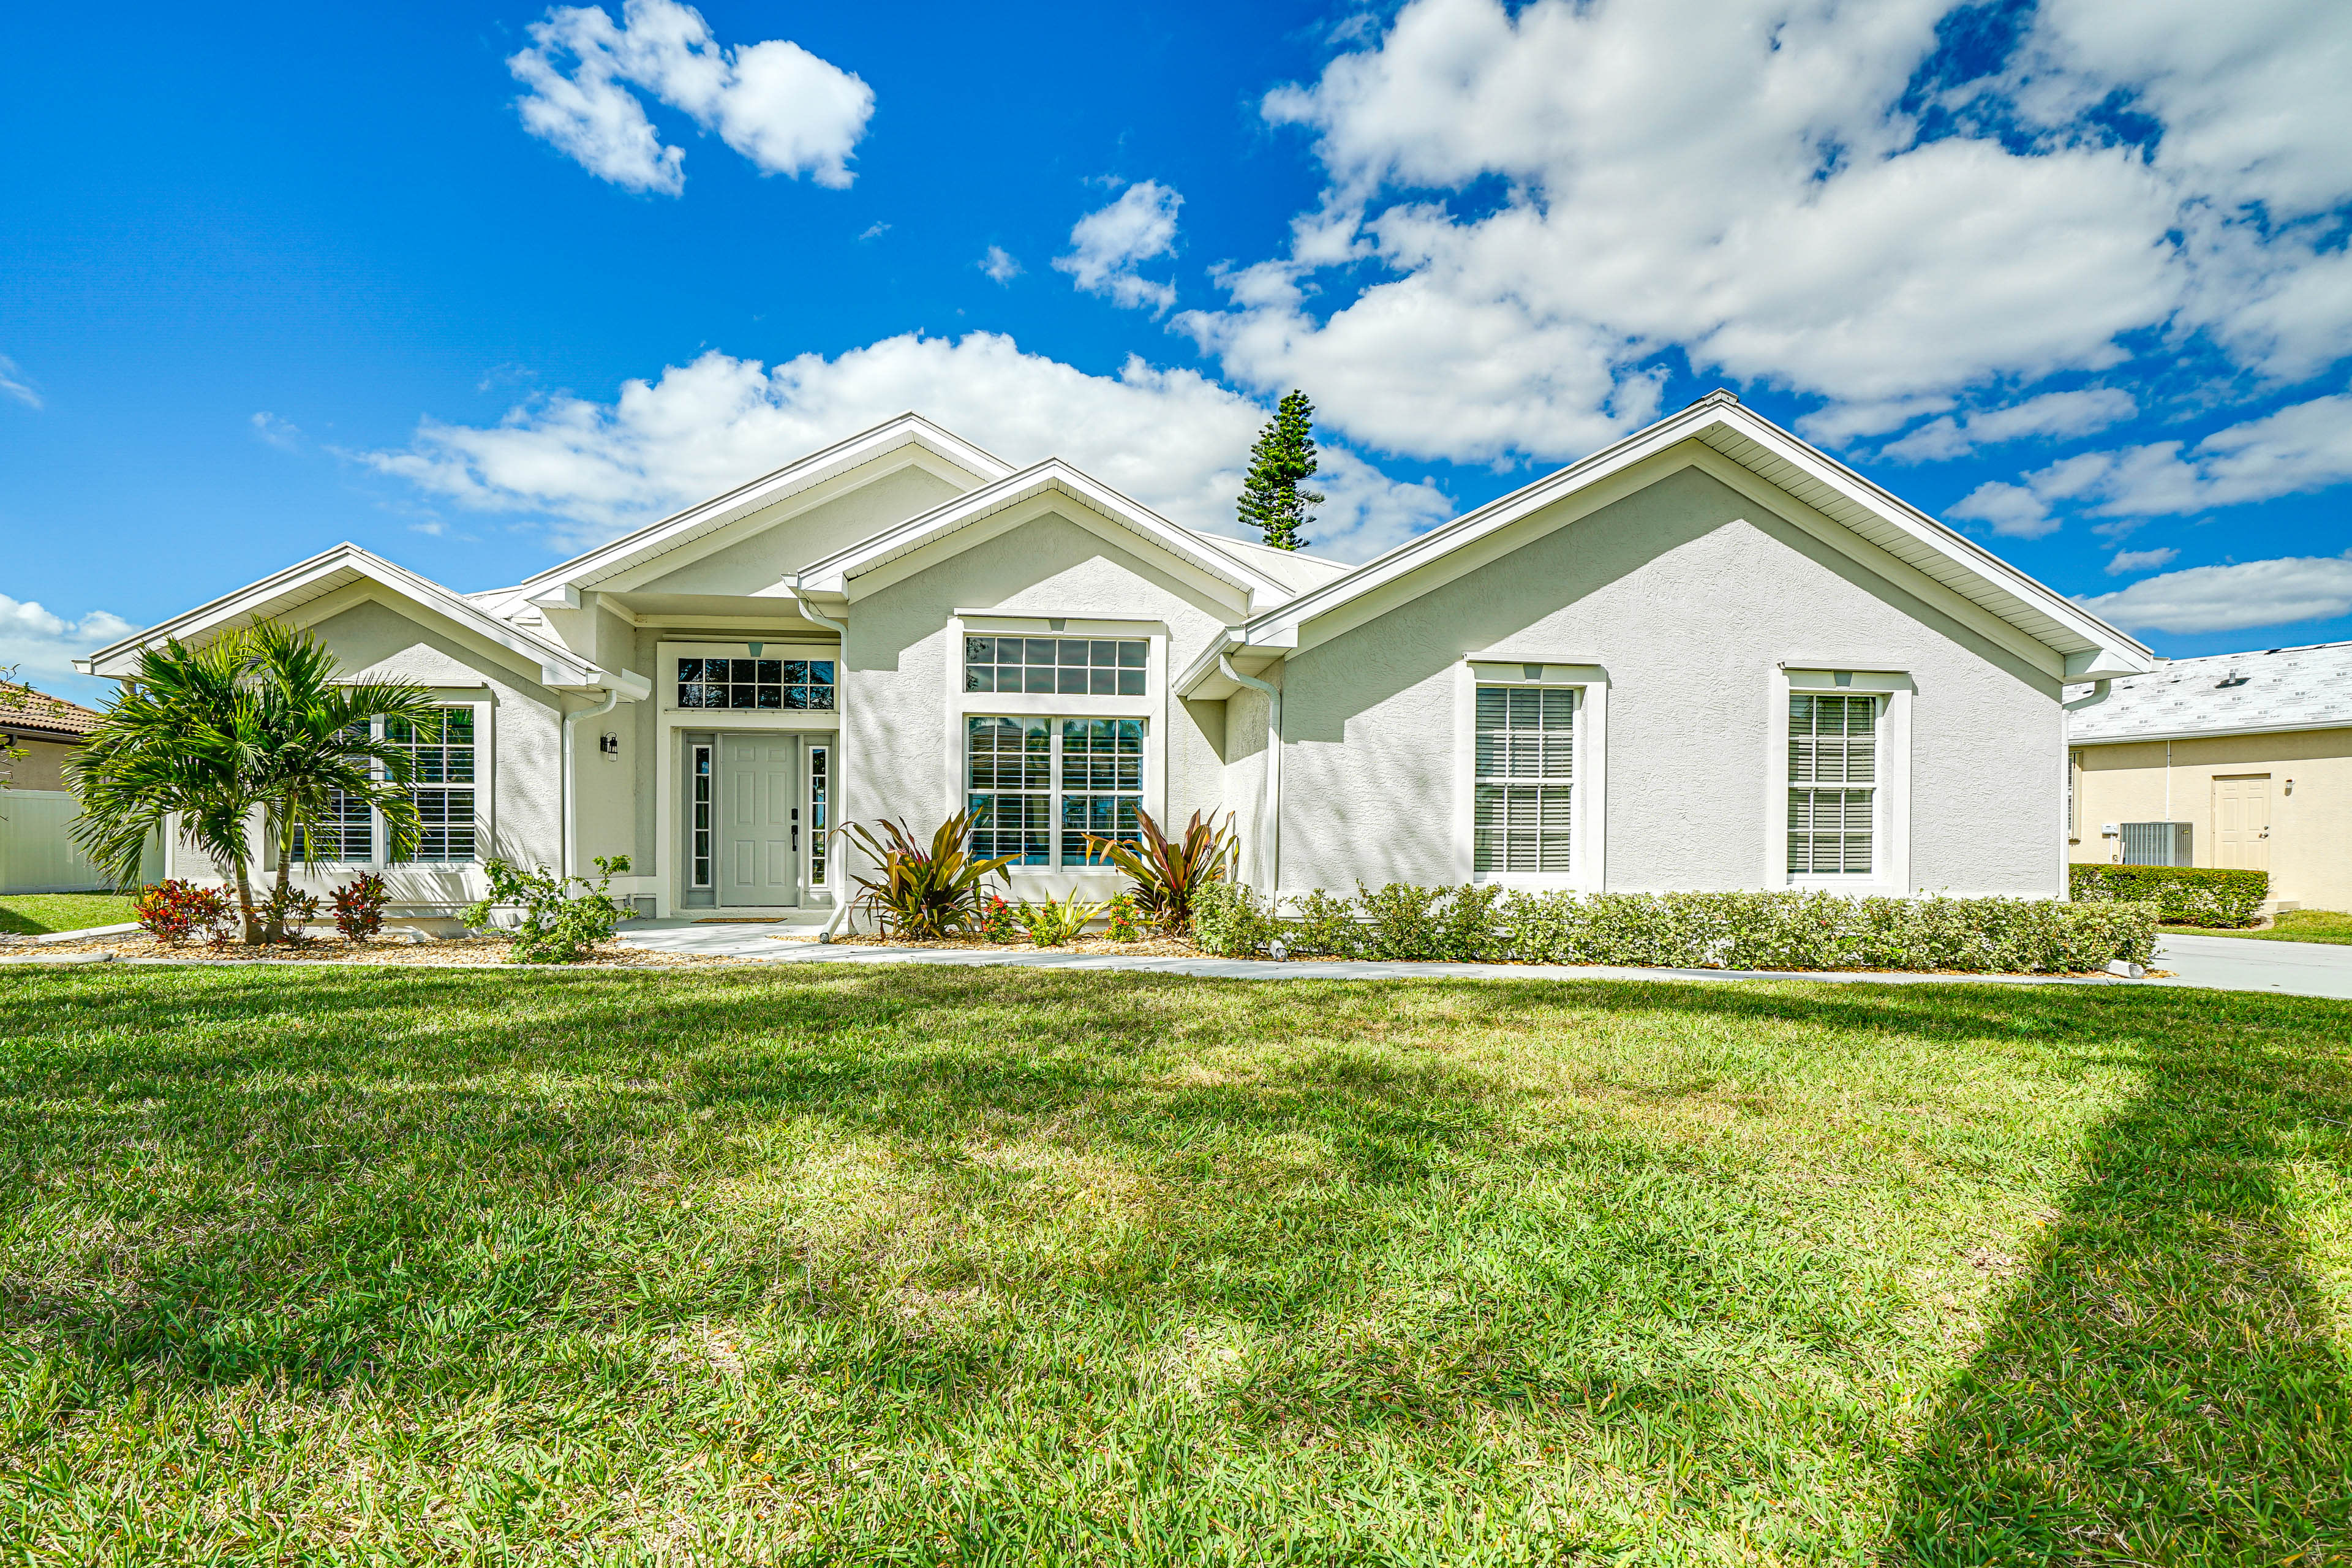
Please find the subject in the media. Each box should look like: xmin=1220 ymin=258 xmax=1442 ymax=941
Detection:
xmin=463 ymin=854 xmax=632 ymax=963
xmin=1191 ymin=880 xmax=1282 ymax=959
xmin=1016 ymin=893 xmax=1099 ymax=947
xmin=1189 ymin=881 xmax=2157 ymax=973
xmin=2070 ymin=862 xmax=2267 ymax=927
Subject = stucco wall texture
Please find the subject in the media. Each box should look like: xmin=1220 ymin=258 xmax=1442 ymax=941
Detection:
xmin=1275 ymin=467 xmax=2065 ymax=897
xmin=2071 ymin=728 xmax=2352 ymax=910
xmin=847 ymin=509 xmax=1237 ymax=897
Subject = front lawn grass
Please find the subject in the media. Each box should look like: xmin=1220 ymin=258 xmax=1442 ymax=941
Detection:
xmin=2165 ymin=908 xmax=2352 ymax=946
xmin=0 ymin=966 xmax=2346 ymax=1565
xmin=0 ymin=891 xmax=138 ymax=936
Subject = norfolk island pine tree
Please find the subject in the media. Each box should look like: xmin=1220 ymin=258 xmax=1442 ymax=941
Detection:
xmin=1237 ymin=390 xmax=1324 ymax=552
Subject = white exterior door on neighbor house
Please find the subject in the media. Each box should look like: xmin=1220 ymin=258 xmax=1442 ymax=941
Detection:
xmin=2212 ymin=774 xmax=2271 ymax=872
xmin=720 ymin=734 xmax=801 ymax=907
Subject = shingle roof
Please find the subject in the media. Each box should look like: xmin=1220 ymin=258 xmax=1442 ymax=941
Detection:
xmin=2067 ymin=641 xmax=2352 ymax=742
xmin=0 ymin=683 xmax=104 ymax=739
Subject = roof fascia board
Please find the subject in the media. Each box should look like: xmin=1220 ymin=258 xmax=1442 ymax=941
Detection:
xmin=497 ymin=417 xmax=1016 ymax=605
xmin=1267 ymin=443 xmax=2061 ymax=680
xmin=1708 ymin=407 xmax=2153 ymax=665
xmin=581 ymin=444 xmax=992 ymax=599
xmin=2073 ymin=720 xmax=2352 ymax=747
xmin=1683 ymin=448 xmax=2067 ymax=678
xmin=279 ymin=581 xmax=579 ymax=691
xmin=81 ymin=546 xmax=600 ymax=686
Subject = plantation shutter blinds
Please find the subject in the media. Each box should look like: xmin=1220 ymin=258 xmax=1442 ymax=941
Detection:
xmin=1787 ymin=693 xmax=1877 ymax=875
xmin=1474 ymin=685 xmax=1574 ymax=875
xmin=967 ymin=716 xmax=1147 ymax=867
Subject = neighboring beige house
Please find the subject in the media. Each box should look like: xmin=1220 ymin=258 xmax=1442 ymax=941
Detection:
xmin=2068 ymin=641 xmax=2352 ymax=912
xmin=78 ymin=391 xmax=2154 ymax=925
xmin=0 ymin=682 xmax=151 ymax=895
xmin=0 ymin=684 xmax=100 ymax=792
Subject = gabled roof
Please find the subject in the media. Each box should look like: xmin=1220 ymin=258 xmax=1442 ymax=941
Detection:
xmin=790 ymin=458 xmax=1295 ymax=605
xmin=75 ymin=543 xmax=608 ymax=689
xmin=2068 ymin=641 xmax=2352 ymax=744
xmin=488 ymin=412 xmax=1016 ymax=612
xmin=0 ymin=684 xmax=104 ymax=739
xmin=1178 ymin=391 xmax=2155 ymax=696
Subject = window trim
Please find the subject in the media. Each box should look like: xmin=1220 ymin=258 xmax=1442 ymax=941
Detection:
xmin=1453 ymin=660 xmax=1607 ymax=892
xmin=1768 ymin=666 xmax=1912 ymax=893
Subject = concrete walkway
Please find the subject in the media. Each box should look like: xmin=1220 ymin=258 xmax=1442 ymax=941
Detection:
xmin=616 ymin=919 xmax=2352 ymax=999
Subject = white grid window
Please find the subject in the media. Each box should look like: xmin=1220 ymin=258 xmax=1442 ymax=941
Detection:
xmin=290 ymin=707 xmax=480 ymax=866
xmin=967 ymin=717 xmax=1145 ymax=867
xmin=1474 ymin=685 xmax=1574 ymax=875
xmin=388 ymin=709 xmax=476 ymax=862
xmin=1789 ymin=693 xmax=1877 ymax=875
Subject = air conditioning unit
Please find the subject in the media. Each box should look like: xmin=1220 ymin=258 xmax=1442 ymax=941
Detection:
xmin=2120 ymin=821 xmax=2193 ymax=867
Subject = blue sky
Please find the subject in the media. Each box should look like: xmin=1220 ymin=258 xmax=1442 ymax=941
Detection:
xmin=4 ymin=0 xmax=2350 ymax=699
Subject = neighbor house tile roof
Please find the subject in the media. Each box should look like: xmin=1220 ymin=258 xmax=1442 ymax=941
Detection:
xmin=2067 ymin=641 xmax=2352 ymax=742
xmin=0 ymin=684 xmax=105 ymax=739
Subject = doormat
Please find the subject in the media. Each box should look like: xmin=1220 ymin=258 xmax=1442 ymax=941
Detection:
xmin=695 ymin=917 xmax=791 ymax=924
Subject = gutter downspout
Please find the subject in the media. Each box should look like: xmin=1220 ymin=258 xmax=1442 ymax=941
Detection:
xmin=793 ymin=590 xmax=856 ymax=942
xmin=2061 ymin=679 xmax=2111 ymax=888
xmin=561 ymin=687 xmax=623 ymax=883
xmin=1219 ymin=654 xmax=1281 ymax=899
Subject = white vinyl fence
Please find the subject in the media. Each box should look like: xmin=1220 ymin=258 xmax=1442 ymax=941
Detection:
xmin=0 ymin=790 xmax=159 ymax=894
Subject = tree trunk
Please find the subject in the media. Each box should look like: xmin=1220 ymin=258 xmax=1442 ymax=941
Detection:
xmin=232 ymin=864 xmax=258 ymax=946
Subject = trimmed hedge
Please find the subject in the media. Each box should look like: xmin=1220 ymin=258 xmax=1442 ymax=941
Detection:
xmin=1194 ymin=882 xmax=2158 ymax=973
xmin=2069 ymin=863 xmax=2267 ymax=928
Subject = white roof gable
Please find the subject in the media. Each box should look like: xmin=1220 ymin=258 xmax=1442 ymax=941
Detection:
xmin=2069 ymin=641 xmax=2352 ymax=743
xmin=487 ymin=412 xmax=1016 ymax=614
xmin=76 ymin=543 xmax=607 ymax=689
xmin=1179 ymin=391 xmax=2154 ymax=696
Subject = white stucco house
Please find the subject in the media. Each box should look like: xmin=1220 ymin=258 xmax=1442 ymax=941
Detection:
xmin=78 ymin=390 xmax=2155 ymax=925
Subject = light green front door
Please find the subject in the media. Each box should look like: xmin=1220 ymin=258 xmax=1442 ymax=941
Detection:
xmin=718 ymin=734 xmax=800 ymax=907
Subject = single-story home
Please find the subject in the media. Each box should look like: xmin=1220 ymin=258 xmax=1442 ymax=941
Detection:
xmin=2068 ymin=640 xmax=2352 ymax=912
xmin=78 ymin=390 xmax=2154 ymax=924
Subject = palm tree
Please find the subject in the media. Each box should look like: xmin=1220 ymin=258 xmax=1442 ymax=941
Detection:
xmin=69 ymin=622 xmax=442 ymax=943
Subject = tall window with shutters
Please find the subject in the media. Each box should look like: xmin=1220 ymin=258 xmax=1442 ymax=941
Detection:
xmin=1787 ymin=693 xmax=1877 ymax=875
xmin=966 ymin=716 xmax=1145 ymax=867
xmin=1473 ymin=685 xmax=1574 ymax=876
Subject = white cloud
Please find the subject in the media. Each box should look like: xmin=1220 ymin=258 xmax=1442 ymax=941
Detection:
xmin=857 ymin=222 xmax=889 ymax=241
xmin=250 ymin=412 xmax=301 ymax=450
xmin=1954 ymin=388 xmax=2352 ymax=529
xmin=979 ymin=245 xmax=1022 ymax=284
xmin=0 ymin=356 xmax=41 ymax=410
xmin=1879 ymin=388 xmax=2138 ymax=463
xmin=2106 ymin=546 xmax=2179 ymax=575
xmin=363 ymin=333 xmax=1450 ymax=562
xmin=1054 ymin=182 xmax=1182 ymax=313
xmin=1946 ymin=482 xmax=2058 ymax=538
xmin=0 ymin=595 xmax=136 ymax=698
xmin=510 ymin=0 xmax=872 ymax=195
xmin=1167 ymin=0 xmax=2352 ymax=469
xmin=2077 ymin=552 xmax=2352 ymax=633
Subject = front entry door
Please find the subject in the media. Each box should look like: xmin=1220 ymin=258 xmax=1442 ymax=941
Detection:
xmin=719 ymin=734 xmax=801 ymax=907
xmin=2212 ymin=774 xmax=2271 ymax=872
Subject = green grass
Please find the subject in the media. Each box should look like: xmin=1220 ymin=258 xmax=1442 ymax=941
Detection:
xmin=0 ymin=891 xmax=138 ymax=937
xmin=2165 ymin=908 xmax=2352 ymax=945
xmin=0 ymin=966 xmax=2346 ymax=1566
